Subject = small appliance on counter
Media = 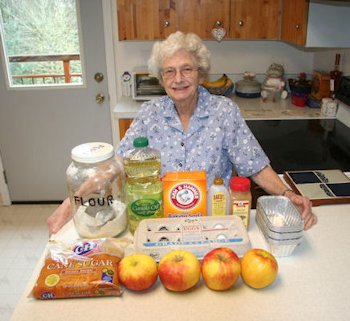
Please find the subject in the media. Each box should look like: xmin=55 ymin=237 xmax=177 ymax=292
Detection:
xmin=336 ymin=76 xmax=350 ymax=106
xmin=132 ymin=67 xmax=166 ymax=100
xmin=235 ymin=72 xmax=261 ymax=98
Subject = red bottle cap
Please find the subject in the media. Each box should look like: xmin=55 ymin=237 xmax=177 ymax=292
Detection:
xmin=230 ymin=176 xmax=251 ymax=191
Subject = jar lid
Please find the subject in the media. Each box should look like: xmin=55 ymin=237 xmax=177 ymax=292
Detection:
xmin=133 ymin=137 xmax=149 ymax=148
xmin=71 ymin=142 xmax=114 ymax=163
xmin=213 ymin=177 xmax=224 ymax=185
xmin=230 ymin=176 xmax=251 ymax=191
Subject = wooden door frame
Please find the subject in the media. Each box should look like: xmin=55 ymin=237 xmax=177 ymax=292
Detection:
xmin=102 ymin=0 xmax=119 ymax=148
xmin=0 ymin=153 xmax=11 ymax=205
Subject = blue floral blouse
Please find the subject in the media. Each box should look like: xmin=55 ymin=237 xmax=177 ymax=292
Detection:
xmin=117 ymin=86 xmax=270 ymax=187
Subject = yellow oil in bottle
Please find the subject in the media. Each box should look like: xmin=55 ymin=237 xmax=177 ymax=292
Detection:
xmin=124 ymin=137 xmax=163 ymax=234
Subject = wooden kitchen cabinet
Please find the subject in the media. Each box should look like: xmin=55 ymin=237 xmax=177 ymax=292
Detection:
xmin=117 ymin=0 xmax=350 ymax=47
xmin=230 ymin=0 xmax=281 ymax=39
xmin=117 ymin=0 xmax=280 ymax=41
xmin=282 ymin=1 xmax=350 ymax=48
xmin=281 ymin=0 xmax=309 ymax=46
xmin=118 ymin=118 xmax=133 ymax=139
xmin=117 ymin=0 xmax=177 ymax=40
xmin=176 ymin=0 xmax=230 ymax=39
xmin=117 ymin=0 xmax=229 ymax=41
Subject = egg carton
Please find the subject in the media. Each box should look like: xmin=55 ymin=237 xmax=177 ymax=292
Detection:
xmin=133 ymin=216 xmax=251 ymax=261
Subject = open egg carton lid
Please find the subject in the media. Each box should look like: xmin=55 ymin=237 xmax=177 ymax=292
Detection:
xmin=134 ymin=216 xmax=251 ymax=262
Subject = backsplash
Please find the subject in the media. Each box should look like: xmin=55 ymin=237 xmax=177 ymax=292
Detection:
xmin=115 ymin=38 xmax=350 ymax=100
xmin=115 ymin=40 xmax=314 ymax=99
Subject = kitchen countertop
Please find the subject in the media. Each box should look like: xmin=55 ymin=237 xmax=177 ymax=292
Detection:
xmin=233 ymin=96 xmax=327 ymax=120
xmin=114 ymin=95 xmax=336 ymax=120
xmin=10 ymin=202 xmax=350 ymax=321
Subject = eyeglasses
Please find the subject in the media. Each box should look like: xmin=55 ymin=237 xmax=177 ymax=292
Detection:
xmin=161 ymin=66 xmax=198 ymax=79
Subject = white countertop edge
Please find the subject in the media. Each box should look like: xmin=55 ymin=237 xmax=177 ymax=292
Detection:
xmin=113 ymin=96 xmax=338 ymax=121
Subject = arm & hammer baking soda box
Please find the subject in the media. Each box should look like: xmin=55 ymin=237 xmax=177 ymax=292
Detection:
xmin=162 ymin=171 xmax=207 ymax=217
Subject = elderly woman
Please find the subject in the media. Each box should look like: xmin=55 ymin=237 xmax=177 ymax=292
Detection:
xmin=47 ymin=31 xmax=317 ymax=234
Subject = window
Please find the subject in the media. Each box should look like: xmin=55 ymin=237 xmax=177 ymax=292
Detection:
xmin=0 ymin=0 xmax=83 ymax=87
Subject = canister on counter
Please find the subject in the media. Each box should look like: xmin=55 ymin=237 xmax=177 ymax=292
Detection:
xmin=311 ymin=71 xmax=330 ymax=100
xmin=229 ymin=177 xmax=252 ymax=229
xmin=321 ymin=98 xmax=338 ymax=117
xmin=66 ymin=142 xmax=127 ymax=238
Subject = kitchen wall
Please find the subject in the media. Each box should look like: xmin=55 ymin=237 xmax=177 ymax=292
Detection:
xmin=115 ymin=40 xmax=315 ymax=99
xmin=114 ymin=40 xmax=350 ymax=127
xmin=313 ymin=49 xmax=350 ymax=127
xmin=112 ymin=4 xmax=350 ymax=124
xmin=313 ymin=49 xmax=350 ymax=75
xmin=112 ymin=0 xmax=350 ymax=101
xmin=115 ymin=40 xmax=350 ymax=96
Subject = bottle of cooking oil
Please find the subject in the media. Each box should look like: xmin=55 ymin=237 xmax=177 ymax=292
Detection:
xmin=124 ymin=137 xmax=163 ymax=234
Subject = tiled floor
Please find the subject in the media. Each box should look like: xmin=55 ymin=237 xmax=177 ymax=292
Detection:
xmin=0 ymin=203 xmax=57 ymax=321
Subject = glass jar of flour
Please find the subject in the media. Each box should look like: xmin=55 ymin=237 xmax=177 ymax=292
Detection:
xmin=66 ymin=142 xmax=127 ymax=238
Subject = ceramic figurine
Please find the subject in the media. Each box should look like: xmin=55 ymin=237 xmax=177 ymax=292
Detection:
xmin=261 ymin=63 xmax=288 ymax=102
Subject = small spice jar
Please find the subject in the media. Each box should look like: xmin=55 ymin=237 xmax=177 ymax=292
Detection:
xmin=66 ymin=142 xmax=127 ymax=238
xmin=207 ymin=177 xmax=230 ymax=216
xmin=229 ymin=177 xmax=252 ymax=229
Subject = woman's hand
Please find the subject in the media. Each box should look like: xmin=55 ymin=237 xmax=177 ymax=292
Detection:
xmin=76 ymin=157 xmax=125 ymax=197
xmin=284 ymin=190 xmax=317 ymax=230
xmin=47 ymin=198 xmax=72 ymax=236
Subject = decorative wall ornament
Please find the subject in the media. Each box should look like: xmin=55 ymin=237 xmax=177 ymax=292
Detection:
xmin=211 ymin=21 xmax=226 ymax=42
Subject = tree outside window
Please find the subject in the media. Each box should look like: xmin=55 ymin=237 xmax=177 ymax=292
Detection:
xmin=0 ymin=0 xmax=82 ymax=86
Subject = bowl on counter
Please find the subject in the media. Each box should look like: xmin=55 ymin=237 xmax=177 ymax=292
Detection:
xmin=202 ymin=74 xmax=234 ymax=97
xmin=235 ymin=72 xmax=261 ymax=98
xmin=291 ymin=93 xmax=308 ymax=107
xmin=289 ymin=76 xmax=312 ymax=107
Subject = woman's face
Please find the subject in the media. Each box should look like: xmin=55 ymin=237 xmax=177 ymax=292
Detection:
xmin=160 ymin=49 xmax=200 ymax=105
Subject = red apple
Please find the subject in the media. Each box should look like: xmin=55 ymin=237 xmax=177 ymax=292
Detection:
xmin=201 ymin=247 xmax=241 ymax=291
xmin=158 ymin=249 xmax=201 ymax=292
xmin=241 ymin=248 xmax=278 ymax=289
xmin=117 ymin=253 xmax=158 ymax=291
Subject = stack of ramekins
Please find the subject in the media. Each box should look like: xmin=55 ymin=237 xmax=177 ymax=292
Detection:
xmin=256 ymin=196 xmax=304 ymax=257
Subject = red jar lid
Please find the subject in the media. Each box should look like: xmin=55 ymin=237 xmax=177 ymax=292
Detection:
xmin=230 ymin=176 xmax=251 ymax=191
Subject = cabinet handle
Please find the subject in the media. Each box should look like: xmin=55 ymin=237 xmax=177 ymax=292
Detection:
xmin=215 ymin=21 xmax=222 ymax=27
xmin=239 ymin=20 xmax=244 ymax=27
xmin=163 ymin=20 xmax=170 ymax=28
xmin=295 ymin=24 xmax=300 ymax=30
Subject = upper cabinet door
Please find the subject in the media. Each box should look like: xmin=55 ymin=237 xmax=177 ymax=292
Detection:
xmin=281 ymin=0 xmax=309 ymax=46
xmin=230 ymin=0 xmax=281 ymax=39
xmin=176 ymin=0 xmax=230 ymax=40
xmin=117 ymin=0 xmax=177 ymax=40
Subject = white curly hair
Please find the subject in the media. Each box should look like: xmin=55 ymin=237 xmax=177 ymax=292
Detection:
xmin=148 ymin=31 xmax=210 ymax=82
